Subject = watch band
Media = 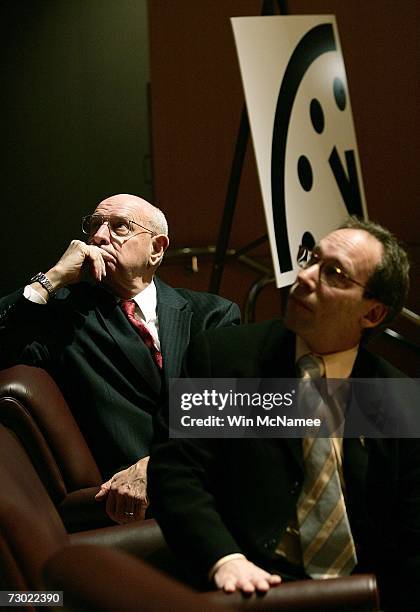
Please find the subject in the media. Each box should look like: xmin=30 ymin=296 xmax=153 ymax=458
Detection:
xmin=30 ymin=272 xmax=56 ymax=298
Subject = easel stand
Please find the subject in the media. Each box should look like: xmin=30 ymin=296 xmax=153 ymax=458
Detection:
xmin=209 ymin=0 xmax=288 ymax=304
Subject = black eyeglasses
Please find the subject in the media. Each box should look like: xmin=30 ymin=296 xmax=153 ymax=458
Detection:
xmin=81 ymin=214 xmax=155 ymax=239
xmin=297 ymin=245 xmax=371 ymax=292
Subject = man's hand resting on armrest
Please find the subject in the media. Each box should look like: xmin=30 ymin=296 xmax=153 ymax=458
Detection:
xmin=213 ymin=557 xmax=282 ymax=593
xmin=95 ymin=456 xmax=149 ymax=524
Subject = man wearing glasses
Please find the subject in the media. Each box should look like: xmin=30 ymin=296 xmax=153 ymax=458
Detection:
xmin=0 ymin=193 xmax=240 ymax=524
xmin=149 ymin=218 xmax=419 ymax=611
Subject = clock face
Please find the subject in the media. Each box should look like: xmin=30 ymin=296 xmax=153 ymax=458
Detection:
xmin=232 ymin=16 xmax=367 ymax=287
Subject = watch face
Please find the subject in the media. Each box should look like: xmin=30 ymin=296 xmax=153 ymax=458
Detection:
xmin=31 ymin=273 xmax=45 ymax=284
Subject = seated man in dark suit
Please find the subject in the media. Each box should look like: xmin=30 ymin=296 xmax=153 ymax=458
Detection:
xmin=0 ymin=193 xmax=240 ymax=524
xmin=148 ymin=217 xmax=419 ymax=611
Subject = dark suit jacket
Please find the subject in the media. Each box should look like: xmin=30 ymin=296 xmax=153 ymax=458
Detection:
xmin=149 ymin=319 xmax=420 ymax=610
xmin=0 ymin=277 xmax=240 ymax=477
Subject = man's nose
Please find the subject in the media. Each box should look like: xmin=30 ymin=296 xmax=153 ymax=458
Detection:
xmin=296 ymin=262 xmax=319 ymax=290
xmin=90 ymin=221 xmax=111 ymax=245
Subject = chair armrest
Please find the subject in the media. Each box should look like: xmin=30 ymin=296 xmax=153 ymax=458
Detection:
xmin=69 ymin=518 xmax=165 ymax=556
xmin=204 ymin=574 xmax=379 ymax=611
xmin=69 ymin=518 xmax=191 ymax=584
xmin=58 ymin=487 xmax=114 ymax=532
xmin=45 ymin=543 xmax=379 ymax=612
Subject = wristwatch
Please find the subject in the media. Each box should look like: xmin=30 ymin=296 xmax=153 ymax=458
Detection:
xmin=30 ymin=272 xmax=57 ymax=298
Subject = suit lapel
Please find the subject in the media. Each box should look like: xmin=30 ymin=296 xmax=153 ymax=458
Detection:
xmin=343 ymin=436 xmax=370 ymax=540
xmin=259 ymin=323 xmax=303 ymax=469
xmin=344 ymin=346 xmax=380 ymax=530
xmin=343 ymin=437 xmax=369 ymax=493
xmin=259 ymin=322 xmax=296 ymax=378
xmin=94 ymin=287 xmax=162 ymax=395
xmin=155 ymin=278 xmax=192 ymax=386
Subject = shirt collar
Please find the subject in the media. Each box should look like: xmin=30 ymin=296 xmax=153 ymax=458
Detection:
xmin=131 ymin=280 xmax=157 ymax=324
xmin=295 ymin=336 xmax=358 ymax=379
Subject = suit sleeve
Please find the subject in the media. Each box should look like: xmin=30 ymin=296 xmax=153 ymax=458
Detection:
xmin=189 ymin=295 xmax=240 ymax=334
xmin=148 ymin=330 xmax=243 ymax=580
xmin=210 ymin=300 xmax=241 ymax=329
xmin=395 ymin=438 xmax=420 ymax=609
xmin=0 ymin=290 xmax=52 ymax=369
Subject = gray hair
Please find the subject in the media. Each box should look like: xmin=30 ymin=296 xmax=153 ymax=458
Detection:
xmin=147 ymin=204 xmax=168 ymax=236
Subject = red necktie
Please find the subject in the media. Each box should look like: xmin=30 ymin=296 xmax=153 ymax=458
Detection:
xmin=120 ymin=300 xmax=163 ymax=369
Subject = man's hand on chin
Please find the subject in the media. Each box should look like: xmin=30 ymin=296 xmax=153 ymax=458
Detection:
xmin=95 ymin=456 xmax=149 ymax=524
xmin=214 ymin=558 xmax=282 ymax=594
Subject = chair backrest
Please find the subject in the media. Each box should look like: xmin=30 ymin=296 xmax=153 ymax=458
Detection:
xmin=0 ymin=365 xmax=102 ymax=505
xmin=0 ymin=424 xmax=68 ymax=591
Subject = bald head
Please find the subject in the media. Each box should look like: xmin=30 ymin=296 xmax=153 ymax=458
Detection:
xmin=97 ymin=194 xmax=168 ymax=236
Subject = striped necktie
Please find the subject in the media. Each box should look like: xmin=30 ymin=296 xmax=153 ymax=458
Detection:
xmin=120 ymin=300 xmax=163 ymax=369
xmin=296 ymin=354 xmax=357 ymax=579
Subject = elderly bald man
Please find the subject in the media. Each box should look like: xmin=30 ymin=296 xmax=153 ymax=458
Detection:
xmin=0 ymin=194 xmax=240 ymax=524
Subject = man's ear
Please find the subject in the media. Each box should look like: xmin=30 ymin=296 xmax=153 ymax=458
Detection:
xmin=149 ymin=234 xmax=169 ymax=266
xmin=361 ymin=301 xmax=388 ymax=329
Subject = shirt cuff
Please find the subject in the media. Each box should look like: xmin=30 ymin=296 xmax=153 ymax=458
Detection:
xmin=24 ymin=285 xmax=48 ymax=304
xmin=208 ymin=553 xmax=247 ymax=581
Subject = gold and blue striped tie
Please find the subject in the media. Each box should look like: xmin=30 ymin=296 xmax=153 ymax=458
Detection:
xmin=296 ymin=354 xmax=357 ymax=579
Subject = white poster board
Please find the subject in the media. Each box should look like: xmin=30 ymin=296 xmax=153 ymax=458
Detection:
xmin=231 ymin=16 xmax=367 ymax=287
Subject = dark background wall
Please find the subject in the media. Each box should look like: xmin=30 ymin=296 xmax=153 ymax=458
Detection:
xmin=1 ymin=1 xmax=419 ymax=371
xmin=2 ymin=0 xmax=151 ymax=295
